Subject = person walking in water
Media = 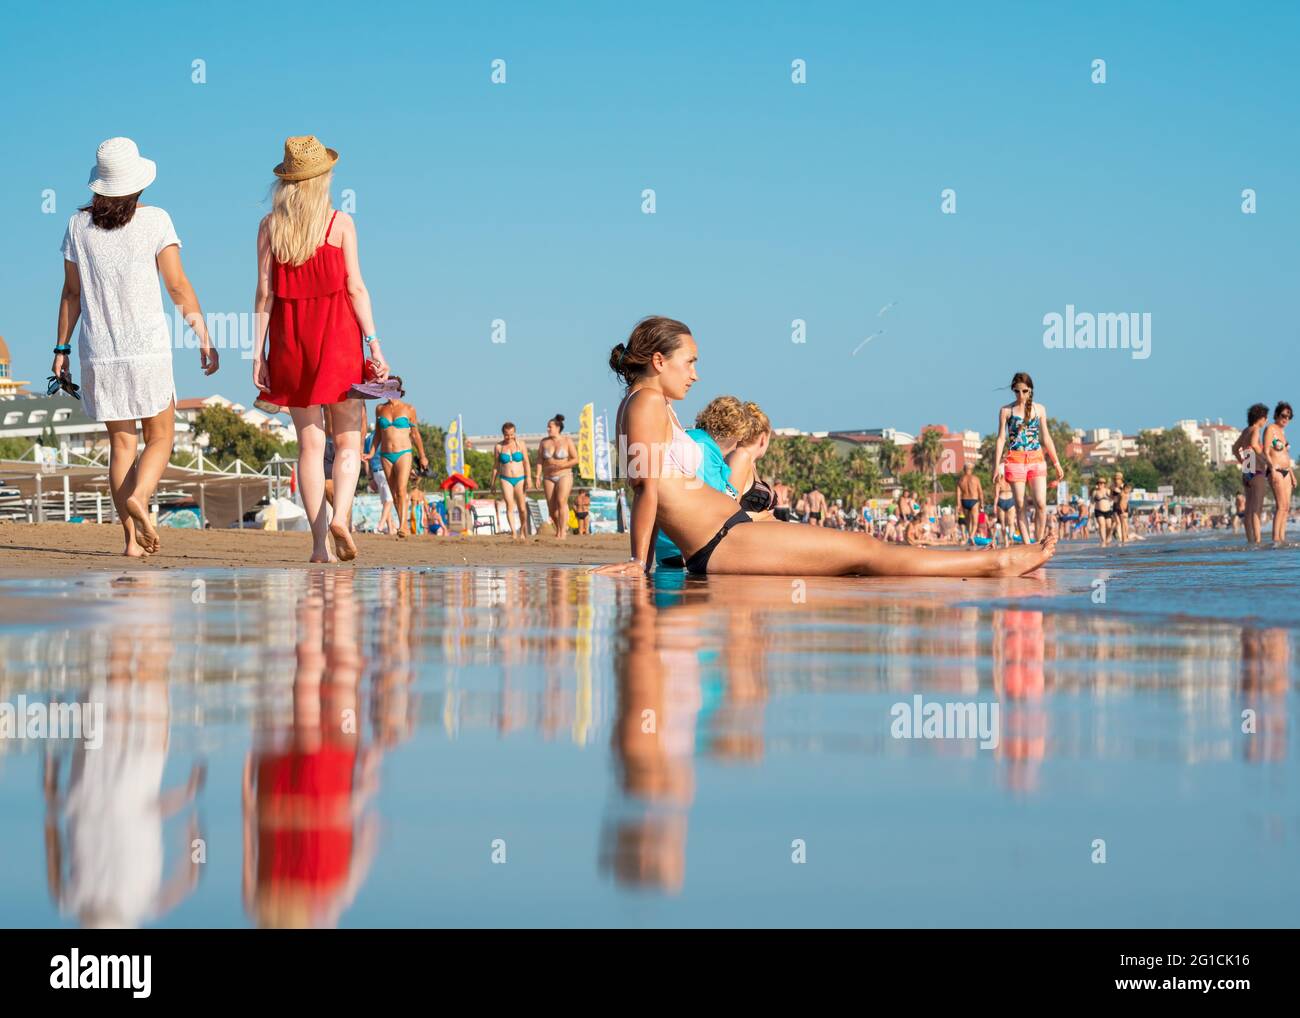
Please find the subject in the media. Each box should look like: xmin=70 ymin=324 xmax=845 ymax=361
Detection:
xmin=993 ymin=372 xmax=1064 ymax=546
xmin=1232 ymin=403 xmax=1271 ymax=545
xmin=253 ymin=136 xmax=387 ymax=563
xmin=56 ymin=138 xmax=218 ymax=557
xmin=1262 ymin=401 xmax=1294 ymax=546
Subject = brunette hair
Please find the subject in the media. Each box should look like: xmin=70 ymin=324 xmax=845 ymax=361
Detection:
xmin=1010 ymin=371 xmax=1035 ymax=420
xmin=1247 ymin=403 xmax=1269 ymax=425
xmin=550 ymin=414 xmax=566 ymax=432
xmin=609 ymin=316 xmax=692 ymax=387
xmin=80 ymin=190 xmax=143 ymax=230
xmin=1276 ymin=401 xmax=1294 ymax=421
xmin=502 ymin=421 xmax=515 ymax=434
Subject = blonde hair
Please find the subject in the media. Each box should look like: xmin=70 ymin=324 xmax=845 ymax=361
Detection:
xmin=269 ymin=172 xmax=333 ymax=267
xmin=739 ymin=401 xmax=772 ymax=445
xmin=694 ymin=396 xmax=749 ymax=441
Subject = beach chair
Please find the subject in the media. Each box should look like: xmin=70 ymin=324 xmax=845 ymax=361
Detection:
xmin=527 ymin=497 xmax=548 ymax=532
xmin=469 ymin=499 xmax=498 ymax=535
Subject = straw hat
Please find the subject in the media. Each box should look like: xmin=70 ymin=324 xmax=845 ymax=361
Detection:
xmin=87 ymin=137 xmax=156 ymax=197
xmin=273 ymin=135 xmax=339 ymax=181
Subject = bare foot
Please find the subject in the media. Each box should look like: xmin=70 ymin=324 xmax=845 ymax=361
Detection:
xmin=994 ymin=534 xmax=1057 ymax=576
xmin=125 ymin=497 xmax=160 ymax=554
xmin=123 ymin=541 xmax=147 ymax=559
xmin=330 ymin=521 xmax=357 ymax=562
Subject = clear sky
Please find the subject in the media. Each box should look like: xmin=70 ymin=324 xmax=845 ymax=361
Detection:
xmin=2 ymin=0 xmax=1296 ymax=438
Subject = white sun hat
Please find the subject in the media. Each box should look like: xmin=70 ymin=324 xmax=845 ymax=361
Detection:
xmin=87 ymin=137 xmax=157 ymax=197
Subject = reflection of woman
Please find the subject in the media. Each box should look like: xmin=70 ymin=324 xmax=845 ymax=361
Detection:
xmin=493 ymin=421 xmax=533 ymax=540
xmin=371 ymin=398 xmax=429 ymax=540
xmin=243 ymin=572 xmax=379 ymax=928
xmin=44 ymin=608 xmax=203 ymax=928
xmin=536 ymin=414 xmax=578 ymax=540
xmin=991 ymin=608 xmax=1048 ymax=794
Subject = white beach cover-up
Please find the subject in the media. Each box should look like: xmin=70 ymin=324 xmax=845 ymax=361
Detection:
xmin=61 ymin=207 xmax=181 ymax=422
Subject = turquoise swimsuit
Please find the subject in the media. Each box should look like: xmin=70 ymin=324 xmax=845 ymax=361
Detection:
xmin=377 ymin=415 xmax=413 ymax=463
xmin=498 ymin=448 xmax=525 ymax=485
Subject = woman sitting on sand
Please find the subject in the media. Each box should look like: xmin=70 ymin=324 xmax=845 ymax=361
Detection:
xmin=655 ymin=394 xmax=744 ymax=569
xmin=1262 ymin=401 xmax=1294 ymax=545
xmin=56 ymin=137 xmax=219 ymax=557
xmin=254 ymin=135 xmax=387 ymax=563
xmin=726 ymin=402 xmax=775 ymax=517
xmin=595 ymin=317 xmax=1054 ymax=578
xmin=371 ymin=397 xmax=429 ymax=540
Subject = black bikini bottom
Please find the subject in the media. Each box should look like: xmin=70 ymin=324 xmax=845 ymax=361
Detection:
xmin=685 ymin=510 xmax=753 ymax=575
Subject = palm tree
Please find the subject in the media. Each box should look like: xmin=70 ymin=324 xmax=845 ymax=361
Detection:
xmin=878 ymin=439 xmax=905 ymax=481
xmin=915 ymin=427 xmax=945 ymax=495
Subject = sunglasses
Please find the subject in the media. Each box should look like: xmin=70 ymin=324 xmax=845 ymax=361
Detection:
xmin=1012 ymin=387 xmax=1030 ymax=394
xmin=47 ymin=375 xmax=82 ymax=400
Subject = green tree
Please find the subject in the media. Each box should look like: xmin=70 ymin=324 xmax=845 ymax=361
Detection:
xmin=1116 ymin=456 xmax=1160 ymax=492
xmin=914 ymin=427 xmax=944 ymax=493
xmin=878 ymin=438 xmax=905 ymax=480
xmin=1213 ymin=464 xmax=1244 ymax=500
xmin=193 ymin=406 xmax=291 ymax=471
xmin=1137 ymin=429 xmax=1214 ymax=496
xmin=844 ymin=446 xmax=882 ymax=503
xmin=0 ymin=437 xmax=32 ymax=460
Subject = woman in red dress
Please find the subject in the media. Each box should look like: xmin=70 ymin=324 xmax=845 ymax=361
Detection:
xmin=253 ymin=135 xmax=388 ymax=562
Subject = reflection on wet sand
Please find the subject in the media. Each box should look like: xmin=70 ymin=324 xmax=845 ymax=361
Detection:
xmin=42 ymin=576 xmax=205 ymax=928
xmin=0 ymin=562 xmax=1294 ymax=923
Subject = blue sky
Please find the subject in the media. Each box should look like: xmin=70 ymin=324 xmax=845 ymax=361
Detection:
xmin=2 ymin=0 xmax=1296 ymax=438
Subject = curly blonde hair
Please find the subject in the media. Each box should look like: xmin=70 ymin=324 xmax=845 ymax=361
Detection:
xmin=739 ymin=402 xmax=771 ymax=445
xmin=693 ymin=396 xmax=749 ymax=441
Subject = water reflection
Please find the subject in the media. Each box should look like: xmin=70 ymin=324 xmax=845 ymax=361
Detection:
xmin=0 ymin=563 xmax=1295 ymax=926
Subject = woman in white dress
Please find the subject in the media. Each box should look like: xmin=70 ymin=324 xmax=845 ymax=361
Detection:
xmin=55 ymin=138 xmax=219 ymax=557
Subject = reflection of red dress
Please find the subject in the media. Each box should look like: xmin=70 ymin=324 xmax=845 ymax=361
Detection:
xmin=257 ymin=746 xmax=355 ymax=888
xmin=264 ymin=211 xmax=363 ymax=409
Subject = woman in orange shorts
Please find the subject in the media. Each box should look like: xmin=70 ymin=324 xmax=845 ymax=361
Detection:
xmin=993 ymin=371 xmax=1064 ymax=545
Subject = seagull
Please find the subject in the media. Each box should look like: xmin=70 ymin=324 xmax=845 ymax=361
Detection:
xmin=852 ymin=331 xmax=884 ymax=356
xmin=878 ymin=301 xmax=899 ymax=318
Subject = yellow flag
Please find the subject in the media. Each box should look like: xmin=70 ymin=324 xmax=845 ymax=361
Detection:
xmin=578 ymin=402 xmax=595 ymax=480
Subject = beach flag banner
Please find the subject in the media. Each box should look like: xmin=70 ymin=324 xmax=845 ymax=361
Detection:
xmin=594 ymin=411 xmax=612 ymax=482
xmin=445 ymin=415 xmax=465 ymax=478
xmin=1056 ymin=481 xmax=1070 ymax=504
xmin=578 ymin=402 xmax=595 ymax=480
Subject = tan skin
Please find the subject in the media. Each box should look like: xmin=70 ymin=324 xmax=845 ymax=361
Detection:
xmin=56 ymin=240 xmax=218 ymax=557
xmin=1232 ymin=416 xmax=1270 ymax=544
xmin=1092 ymin=478 xmax=1114 ymax=547
xmin=575 ymin=489 xmax=591 ymax=535
xmin=536 ymin=420 xmax=579 ymax=539
xmin=992 ymin=474 xmax=1015 ymax=547
xmin=253 ymin=203 xmax=387 ymax=563
xmin=956 ymin=466 xmax=983 ymax=543
xmin=993 ymin=391 xmax=1065 ymax=545
xmin=594 ymin=333 xmax=1054 ymax=578
xmin=1262 ymin=410 xmax=1294 ymax=544
xmin=370 ymin=399 xmax=429 ymax=540
xmin=493 ymin=426 xmax=533 ymax=539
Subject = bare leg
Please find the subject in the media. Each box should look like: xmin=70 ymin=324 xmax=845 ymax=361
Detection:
xmin=516 ymin=481 xmax=534 ymax=537
xmin=1247 ymin=476 xmax=1267 ymax=544
xmin=543 ymin=476 xmax=559 ymax=536
xmin=499 ymin=480 xmax=521 ymax=537
xmin=707 ymin=520 xmax=1056 ymax=577
xmin=1030 ymin=475 xmax=1049 ymax=544
xmin=1271 ymin=472 xmax=1292 ymax=544
xmin=290 ymin=406 xmax=331 ymax=562
xmin=104 ymin=421 xmax=143 ymax=556
xmin=551 ymin=470 xmax=574 ymax=540
xmin=386 ymin=453 xmax=414 ymax=538
xmin=328 ymin=399 xmax=364 ymax=561
xmin=1010 ymin=481 xmax=1032 ymax=545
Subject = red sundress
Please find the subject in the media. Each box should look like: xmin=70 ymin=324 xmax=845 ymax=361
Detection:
xmin=264 ymin=210 xmax=364 ymax=408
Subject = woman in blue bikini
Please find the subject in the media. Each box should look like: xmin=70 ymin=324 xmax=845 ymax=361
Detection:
xmin=493 ymin=422 xmax=534 ymax=540
xmin=371 ymin=397 xmax=428 ymax=539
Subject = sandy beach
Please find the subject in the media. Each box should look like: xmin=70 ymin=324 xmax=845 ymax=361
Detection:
xmin=0 ymin=520 xmax=628 ymax=577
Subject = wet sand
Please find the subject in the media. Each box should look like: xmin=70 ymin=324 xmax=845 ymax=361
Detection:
xmin=0 ymin=520 xmax=628 ymax=576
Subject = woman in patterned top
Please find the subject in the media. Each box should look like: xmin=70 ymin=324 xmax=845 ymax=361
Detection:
xmin=993 ymin=372 xmax=1064 ymax=546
